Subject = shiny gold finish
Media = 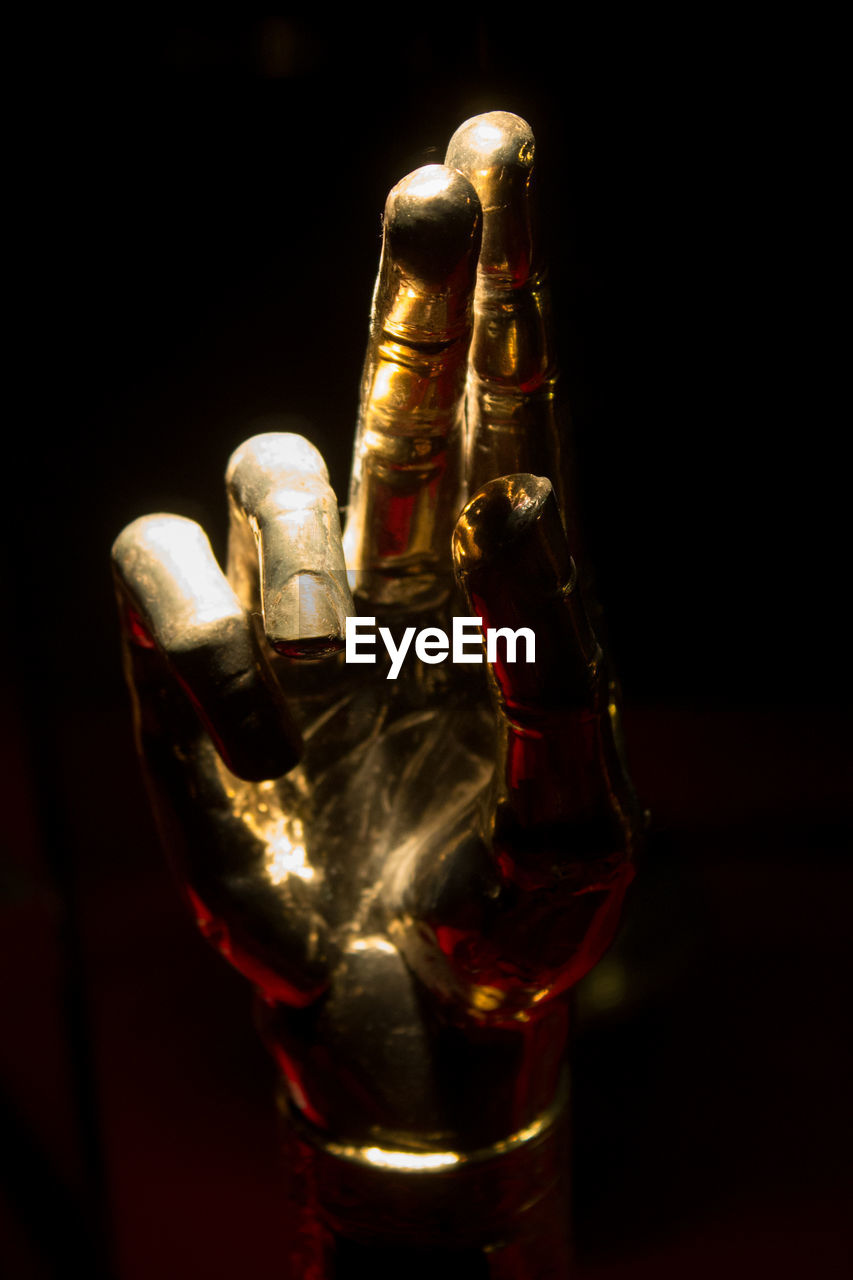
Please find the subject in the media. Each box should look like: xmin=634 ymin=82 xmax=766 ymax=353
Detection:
xmin=343 ymin=164 xmax=481 ymax=608
xmin=112 ymin=111 xmax=641 ymax=1273
xmin=446 ymin=111 xmax=579 ymax=549
xmin=112 ymin=514 xmax=300 ymax=782
xmin=453 ymin=471 xmax=638 ymax=888
xmin=289 ymin=1065 xmax=568 ymax=1171
xmin=226 ymin=433 xmax=354 ymax=657
xmin=452 ymin=474 xmax=599 ymax=710
xmin=282 ymin=1071 xmax=571 ymax=1271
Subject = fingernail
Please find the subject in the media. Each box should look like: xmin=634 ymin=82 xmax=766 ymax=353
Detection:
xmin=266 ymin=570 xmax=349 ymax=658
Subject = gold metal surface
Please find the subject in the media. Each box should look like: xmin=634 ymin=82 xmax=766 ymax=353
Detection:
xmin=343 ymin=164 xmax=481 ymax=608
xmin=112 ymin=111 xmax=641 ymax=1272
xmin=446 ymin=112 xmax=567 ymax=515
xmin=226 ymin=433 xmax=354 ymax=657
xmin=287 ymin=1066 xmax=568 ymax=1172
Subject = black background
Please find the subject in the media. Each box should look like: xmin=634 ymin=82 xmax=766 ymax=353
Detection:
xmin=3 ymin=12 xmax=850 ymax=1279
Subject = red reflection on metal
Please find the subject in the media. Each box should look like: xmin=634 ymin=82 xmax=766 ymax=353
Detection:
xmin=376 ymin=489 xmax=418 ymax=558
xmin=266 ymin=1038 xmax=326 ymax=1130
xmin=184 ymin=885 xmax=321 ymax=1009
xmin=126 ymin=605 xmax=156 ymax=648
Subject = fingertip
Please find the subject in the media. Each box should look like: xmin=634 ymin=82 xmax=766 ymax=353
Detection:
xmin=343 ymin=165 xmax=480 ymax=606
xmin=446 ymin=111 xmax=535 ymax=192
xmin=375 ymin=163 xmax=481 ymax=348
xmin=185 ymin=642 xmax=301 ymax=782
xmin=384 ymin=164 xmax=482 ymax=286
xmin=452 ymin=474 xmax=571 ymax=592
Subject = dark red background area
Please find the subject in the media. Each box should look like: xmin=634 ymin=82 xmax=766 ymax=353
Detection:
xmin=4 ymin=13 xmax=849 ymax=1278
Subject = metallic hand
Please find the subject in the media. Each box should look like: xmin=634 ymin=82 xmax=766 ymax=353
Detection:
xmin=112 ymin=113 xmax=641 ymax=1173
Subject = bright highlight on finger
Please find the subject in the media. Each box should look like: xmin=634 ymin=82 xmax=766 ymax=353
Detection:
xmin=380 ymin=164 xmax=482 ymax=334
xmin=112 ymin=514 xmax=300 ymax=780
xmin=343 ymin=165 xmax=481 ymax=609
xmin=226 ymin=433 xmax=354 ymax=657
xmin=446 ymin=111 xmax=536 ymax=287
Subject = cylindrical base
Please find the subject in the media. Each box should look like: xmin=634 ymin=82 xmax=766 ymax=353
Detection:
xmin=280 ymin=1075 xmax=573 ymax=1278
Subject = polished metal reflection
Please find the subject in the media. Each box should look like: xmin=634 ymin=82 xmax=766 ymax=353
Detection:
xmin=113 ymin=111 xmax=641 ymax=1272
xmin=343 ymin=164 xmax=481 ymax=608
xmin=226 ymin=433 xmax=354 ymax=657
xmin=446 ymin=115 xmax=564 ymax=506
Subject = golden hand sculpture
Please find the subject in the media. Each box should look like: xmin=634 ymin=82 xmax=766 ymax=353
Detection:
xmin=112 ymin=112 xmax=641 ymax=1277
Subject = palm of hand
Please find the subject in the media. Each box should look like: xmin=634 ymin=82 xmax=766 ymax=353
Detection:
xmin=183 ymin=640 xmax=494 ymax=1004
